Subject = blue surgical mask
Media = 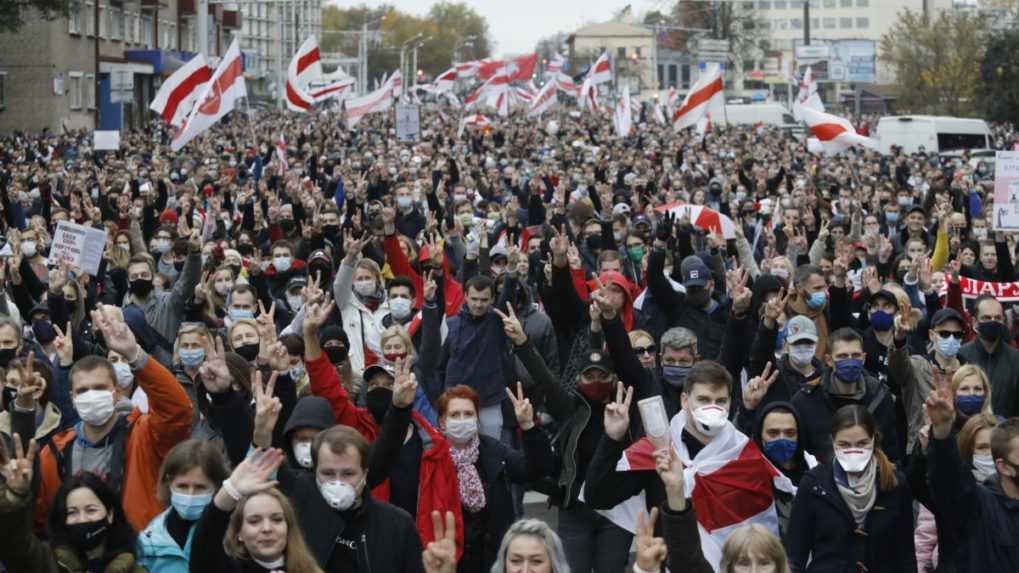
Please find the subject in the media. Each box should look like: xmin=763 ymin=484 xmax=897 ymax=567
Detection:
xmin=834 ymin=358 xmax=865 ymax=383
xmin=229 ymin=308 xmax=255 ymax=321
xmin=806 ymin=291 xmax=827 ymax=310
xmin=662 ymin=365 xmax=691 ymax=388
xmin=179 ymin=348 xmax=205 ymax=368
xmin=956 ymin=394 xmax=985 ymax=416
xmin=763 ymin=438 xmax=798 ymax=465
xmin=935 ymin=335 xmax=961 ymax=358
xmin=171 ymin=491 xmax=213 ymax=521
xmin=869 ymin=310 xmax=894 ymax=331
xmin=886 ymin=212 xmax=899 ymax=224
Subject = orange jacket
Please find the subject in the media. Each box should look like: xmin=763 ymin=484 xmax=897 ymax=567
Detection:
xmin=35 ymin=355 xmax=193 ymax=532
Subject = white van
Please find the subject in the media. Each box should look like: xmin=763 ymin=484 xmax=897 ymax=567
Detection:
xmin=874 ymin=116 xmax=992 ymax=155
xmin=717 ymin=104 xmax=804 ymax=135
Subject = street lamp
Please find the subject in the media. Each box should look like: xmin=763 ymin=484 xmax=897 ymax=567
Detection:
xmin=410 ymin=35 xmax=430 ymax=88
xmin=452 ymin=34 xmax=477 ymax=66
xmin=400 ymin=33 xmax=424 ymax=87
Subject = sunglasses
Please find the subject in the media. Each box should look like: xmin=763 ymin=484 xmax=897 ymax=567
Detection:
xmin=935 ymin=331 xmax=964 ymax=340
xmin=633 ymin=345 xmax=656 ymax=355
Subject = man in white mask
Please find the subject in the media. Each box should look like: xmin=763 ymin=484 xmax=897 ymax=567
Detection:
xmin=249 ymin=350 xmax=432 ymax=573
xmin=33 ymin=304 xmax=194 ymax=532
xmin=586 ymin=360 xmax=791 ymax=570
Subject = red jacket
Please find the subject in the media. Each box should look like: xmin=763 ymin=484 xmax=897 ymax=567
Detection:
xmin=383 ymin=234 xmax=464 ymax=318
xmin=36 ymin=355 xmax=193 ymax=532
xmin=306 ymin=353 xmax=464 ymax=559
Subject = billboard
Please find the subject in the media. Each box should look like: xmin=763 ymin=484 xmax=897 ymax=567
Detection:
xmin=793 ymin=39 xmax=876 ymax=83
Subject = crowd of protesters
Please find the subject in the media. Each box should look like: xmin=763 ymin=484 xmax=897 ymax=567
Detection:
xmin=0 ymin=105 xmax=1015 ymax=573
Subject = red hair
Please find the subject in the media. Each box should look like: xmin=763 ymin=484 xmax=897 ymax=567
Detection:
xmin=437 ymin=385 xmax=481 ymax=418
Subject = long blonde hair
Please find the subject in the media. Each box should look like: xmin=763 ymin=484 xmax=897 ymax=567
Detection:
xmin=225 ymin=489 xmax=323 ymax=573
xmin=951 ymin=365 xmax=993 ymax=415
xmin=719 ymin=524 xmax=791 ymax=573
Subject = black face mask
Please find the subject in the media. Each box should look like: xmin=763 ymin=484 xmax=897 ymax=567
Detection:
xmin=129 ymin=278 xmax=154 ymax=298
xmin=32 ymin=320 xmax=57 ymax=344
xmin=585 ymin=235 xmax=602 ymax=251
xmin=67 ymin=518 xmax=109 ymax=551
xmin=237 ymin=243 xmax=255 ymax=257
xmin=173 ymin=260 xmax=185 ymax=272
xmin=0 ymin=348 xmax=18 ymax=368
xmin=279 ymin=219 xmax=296 ymax=233
xmin=686 ymin=287 xmax=711 ymax=309
xmin=322 ymin=224 xmax=340 ymax=240
xmin=309 ymin=264 xmax=332 ymax=284
xmin=1 ymin=386 xmax=17 ymax=410
xmin=324 ymin=345 xmax=348 ymax=364
xmin=365 ymin=387 xmax=393 ymax=424
xmin=228 ymin=264 xmax=242 ymax=278
xmin=235 ymin=343 xmax=260 ymax=362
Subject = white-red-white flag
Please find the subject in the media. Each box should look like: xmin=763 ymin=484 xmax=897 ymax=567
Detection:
xmin=544 ymin=53 xmax=564 ymax=78
xmin=457 ymin=114 xmax=492 ymax=138
xmin=615 ymin=410 xmax=793 ymax=570
xmin=653 ymin=102 xmax=667 ymax=125
xmin=801 ymin=107 xmax=878 ymax=155
xmin=172 ymin=38 xmax=246 ymax=152
xmin=343 ymin=70 xmax=401 ymax=128
xmin=556 ymin=72 xmax=579 ymax=98
xmin=149 ymin=53 xmax=211 ymax=127
xmin=793 ymin=66 xmax=824 ymax=121
xmin=588 ymin=52 xmax=612 ymax=85
xmin=286 ymin=36 xmax=322 ymax=112
xmin=672 ymin=63 xmax=723 ymax=131
xmin=455 ymin=61 xmax=480 ymax=79
xmin=309 ymin=77 xmax=355 ymax=103
xmin=431 ymin=67 xmax=458 ymax=93
xmin=696 ymin=111 xmax=712 ymax=136
xmin=578 ymin=75 xmax=601 ymax=112
xmin=276 ymin=134 xmax=288 ymax=172
xmin=527 ymin=81 xmax=558 ymax=117
xmin=613 ymin=85 xmax=632 ymax=138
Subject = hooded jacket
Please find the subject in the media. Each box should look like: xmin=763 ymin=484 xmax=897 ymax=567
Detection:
xmin=282 ymin=395 xmax=336 ymax=468
xmin=750 ymin=401 xmax=812 ymax=541
xmin=333 ymin=257 xmax=388 ymax=375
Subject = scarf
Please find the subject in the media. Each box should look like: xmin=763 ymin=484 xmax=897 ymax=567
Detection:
xmin=834 ymin=458 xmax=877 ymax=528
xmin=449 ymin=435 xmax=486 ymax=513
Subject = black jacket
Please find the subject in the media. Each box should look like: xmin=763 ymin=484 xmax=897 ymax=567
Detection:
xmin=189 ymin=504 xmax=301 ymax=573
xmin=749 ymin=401 xmax=811 ymax=542
xmin=660 ymin=504 xmax=713 ymax=573
xmin=740 ymin=323 xmax=824 ymax=434
xmin=786 ymin=464 xmax=916 ymax=573
xmin=646 ymin=247 xmax=729 ymax=360
xmin=928 ymin=434 xmax=1019 ymax=573
xmin=791 ymin=372 xmax=902 ymax=464
xmin=464 ymin=432 xmax=553 ymax=571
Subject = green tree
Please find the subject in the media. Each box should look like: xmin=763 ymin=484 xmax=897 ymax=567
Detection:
xmin=0 ymin=0 xmax=70 ymax=34
xmin=879 ymin=9 xmax=986 ymax=115
xmin=980 ymin=27 xmax=1019 ymax=124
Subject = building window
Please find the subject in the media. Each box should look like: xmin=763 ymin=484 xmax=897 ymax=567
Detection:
xmin=617 ymin=46 xmax=626 ymax=58
xmin=840 ymin=17 xmax=852 ymax=28
xmin=823 ymin=17 xmax=836 ymax=28
xmin=667 ymin=64 xmax=677 ymax=88
xmin=69 ymin=1 xmax=82 ymax=34
xmin=774 ymin=0 xmax=786 ymax=7
xmin=824 ymin=0 xmax=835 ymax=6
xmin=856 ymin=0 xmax=868 ymax=5
xmin=141 ymin=15 xmax=152 ymax=47
xmin=98 ymin=4 xmax=106 ymax=37
xmin=760 ymin=20 xmax=771 ymax=30
xmin=84 ymin=2 xmax=94 ymax=35
xmin=791 ymin=18 xmax=802 ymax=29
xmin=69 ymin=72 xmax=83 ymax=109
xmin=85 ymin=74 xmax=95 ymax=108
xmin=856 ymin=16 xmax=869 ymax=28
xmin=759 ymin=0 xmax=771 ymax=8
xmin=681 ymin=64 xmax=691 ymax=88
xmin=809 ymin=0 xmax=819 ymax=6
xmin=841 ymin=0 xmax=852 ymax=5
xmin=634 ymin=46 xmax=641 ymax=57
xmin=811 ymin=18 xmax=819 ymax=29
xmin=0 ymin=72 xmax=6 ymax=111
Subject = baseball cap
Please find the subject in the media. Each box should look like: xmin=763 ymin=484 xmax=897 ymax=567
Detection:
xmin=363 ymin=363 xmax=395 ymax=383
xmin=680 ymin=256 xmax=710 ymax=288
xmin=786 ymin=315 xmax=819 ymax=344
xmin=869 ymin=289 xmax=899 ymax=309
xmin=930 ymin=308 xmax=965 ymax=329
xmin=580 ymin=350 xmax=613 ymax=374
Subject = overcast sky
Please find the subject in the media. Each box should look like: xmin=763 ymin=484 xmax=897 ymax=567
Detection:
xmin=332 ymin=0 xmax=667 ymax=57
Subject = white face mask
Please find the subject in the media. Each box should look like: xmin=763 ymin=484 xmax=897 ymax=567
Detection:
xmin=112 ymin=362 xmax=134 ymax=389
xmin=444 ymin=418 xmax=478 ymax=443
xmin=286 ymin=294 xmax=304 ymax=312
xmin=973 ymin=453 xmax=997 ymax=482
xmin=74 ymin=389 xmax=116 ymax=427
xmin=788 ymin=344 xmax=816 ymax=367
xmin=293 ymin=441 xmax=313 ymax=468
xmin=353 ymin=279 xmax=376 ymax=296
xmin=319 ymin=478 xmax=361 ymax=511
xmin=214 ymin=282 xmax=233 ymax=297
xmin=273 ymin=256 xmax=292 ymax=273
xmin=389 ymin=297 xmax=413 ymax=320
xmin=691 ymin=404 xmax=728 ymax=437
xmin=835 ymin=446 xmax=874 ymax=473
xmin=21 ymin=241 xmax=37 ymax=257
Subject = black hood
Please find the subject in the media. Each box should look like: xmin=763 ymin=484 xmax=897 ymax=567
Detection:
xmin=283 ymin=396 xmax=336 ymax=441
xmin=751 ymin=400 xmax=809 ymax=483
xmin=750 ymin=274 xmax=785 ymax=321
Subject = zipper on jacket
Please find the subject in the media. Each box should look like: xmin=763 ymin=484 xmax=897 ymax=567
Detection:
xmin=361 ymin=533 xmax=372 ymax=573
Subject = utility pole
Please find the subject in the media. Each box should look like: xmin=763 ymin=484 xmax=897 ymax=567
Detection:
xmin=94 ymin=0 xmax=100 ymax=127
xmin=803 ymin=0 xmax=810 ymax=46
xmin=197 ymin=0 xmax=209 ymax=55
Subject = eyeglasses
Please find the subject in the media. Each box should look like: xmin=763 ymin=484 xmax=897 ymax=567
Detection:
xmin=633 ymin=345 xmax=656 ymax=355
xmin=936 ymin=331 xmax=964 ymax=340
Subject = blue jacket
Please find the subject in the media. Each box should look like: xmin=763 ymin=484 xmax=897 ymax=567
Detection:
xmin=928 ymin=434 xmax=1019 ymax=572
xmin=136 ymin=509 xmax=194 ymax=573
xmin=439 ymin=307 xmax=509 ymax=406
